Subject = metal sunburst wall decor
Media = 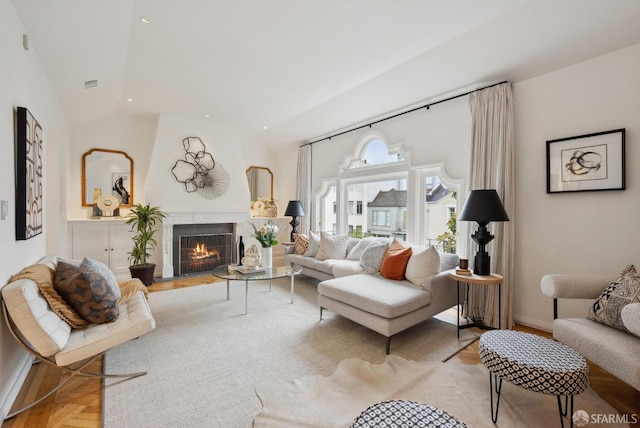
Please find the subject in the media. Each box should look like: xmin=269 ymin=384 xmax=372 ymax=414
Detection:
xmin=171 ymin=136 xmax=230 ymax=199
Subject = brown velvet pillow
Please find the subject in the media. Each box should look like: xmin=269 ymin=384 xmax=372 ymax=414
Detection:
xmin=54 ymin=263 xmax=119 ymax=324
xmin=379 ymin=239 xmax=413 ymax=281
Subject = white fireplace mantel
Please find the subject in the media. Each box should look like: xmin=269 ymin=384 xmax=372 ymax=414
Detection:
xmin=161 ymin=211 xmax=292 ymax=278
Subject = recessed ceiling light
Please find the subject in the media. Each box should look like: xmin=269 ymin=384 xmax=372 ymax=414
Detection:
xmin=127 ymin=98 xmax=133 ymax=102
xmin=263 ymin=126 xmax=268 ymax=130
xmin=140 ymin=16 xmax=151 ymax=24
xmin=204 ymin=114 xmax=210 ymax=118
xmin=84 ymin=79 xmax=98 ymax=89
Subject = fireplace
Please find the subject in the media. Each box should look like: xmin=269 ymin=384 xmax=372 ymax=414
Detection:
xmin=172 ymin=223 xmax=234 ymax=276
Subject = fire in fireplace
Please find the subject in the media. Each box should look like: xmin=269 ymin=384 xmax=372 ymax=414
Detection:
xmin=174 ymin=222 xmax=234 ymax=275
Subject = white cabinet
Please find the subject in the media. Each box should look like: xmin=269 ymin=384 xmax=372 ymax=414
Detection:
xmin=68 ymin=220 xmax=132 ymax=280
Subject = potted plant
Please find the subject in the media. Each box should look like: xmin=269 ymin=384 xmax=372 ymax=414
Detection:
xmin=126 ymin=203 xmax=166 ymax=286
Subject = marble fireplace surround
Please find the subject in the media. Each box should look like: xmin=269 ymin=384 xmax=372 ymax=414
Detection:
xmin=161 ymin=211 xmax=249 ymax=278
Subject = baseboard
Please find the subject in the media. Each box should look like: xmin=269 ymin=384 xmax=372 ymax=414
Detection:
xmin=0 ymin=353 xmax=34 ymax=425
xmin=514 ymin=314 xmax=553 ymax=333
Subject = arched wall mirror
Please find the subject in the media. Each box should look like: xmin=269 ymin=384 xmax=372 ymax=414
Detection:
xmin=246 ymin=166 xmax=273 ymax=200
xmin=82 ymin=148 xmax=134 ymax=207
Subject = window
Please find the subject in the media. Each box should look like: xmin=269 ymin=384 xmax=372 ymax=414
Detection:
xmin=424 ymin=175 xmax=457 ymax=252
xmin=372 ymin=210 xmax=391 ymax=227
xmin=313 ymin=132 xmax=461 ymax=246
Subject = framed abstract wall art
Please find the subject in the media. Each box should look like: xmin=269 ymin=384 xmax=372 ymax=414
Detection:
xmin=16 ymin=107 xmax=43 ymax=240
xmin=546 ymin=128 xmax=625 ymax=194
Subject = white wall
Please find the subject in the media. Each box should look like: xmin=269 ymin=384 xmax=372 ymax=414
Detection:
xmin=0 ymin=0 xmax=70 ymax=417
xmin=513 ymin=43 xmax=640 ymax=330
xmin=144 ymin=114 xmax=253 ymax=214
xmin=68 ymin=114 xmax=159 ymax=219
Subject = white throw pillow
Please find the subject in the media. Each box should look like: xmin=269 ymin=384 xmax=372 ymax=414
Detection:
xmin=405 ymin=246 xmax=441 ymax=287
xmin=303 ymin=231 xmax=321 ymax=257
xmin=346 ymin=237 xmax=381 ymax=261
xmin=316 ymin=232 xmax=350 ymax=261
xmin=80 ymin=257 xmax=122 ymax=300
xmin=359 ymin=241 xmax=389 ymax=274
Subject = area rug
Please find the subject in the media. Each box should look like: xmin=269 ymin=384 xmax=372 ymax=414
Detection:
xmin=103 ymin=276 xmax=476 ymax=428
xmin=254 ymin=355 xmax=628 ymax=428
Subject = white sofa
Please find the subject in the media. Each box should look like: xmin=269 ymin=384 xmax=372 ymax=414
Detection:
xmin=285 ymin=237 xmax=460 ymax=353
xmin=541 ymin=274 xmax=640 ymax=391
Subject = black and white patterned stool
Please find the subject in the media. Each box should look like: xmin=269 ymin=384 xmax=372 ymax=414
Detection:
xmin=350 ymin=400 xmax=468 ymax=428
xmin=479 ymin=330 xmax=589 ymax=428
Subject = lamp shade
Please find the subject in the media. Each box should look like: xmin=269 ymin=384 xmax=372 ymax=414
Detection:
xmin=284 ymin=200 xmax=305 ymax=217
xmin=458 ymin=189 xmax=509 ymax=225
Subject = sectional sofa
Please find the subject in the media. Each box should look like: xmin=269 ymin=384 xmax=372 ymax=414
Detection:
xmin=285 ymin=233 xmax=460 ymax=353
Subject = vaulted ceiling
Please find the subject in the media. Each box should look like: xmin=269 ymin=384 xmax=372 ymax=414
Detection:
xmin=11 ymin=0 xmax=640 ymax=149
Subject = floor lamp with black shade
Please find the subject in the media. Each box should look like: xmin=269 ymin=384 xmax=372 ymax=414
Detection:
xmin=284 ymin=200 xmax=305 ymax=242
xmin=458 ymin=189 xmax=509 ymax=275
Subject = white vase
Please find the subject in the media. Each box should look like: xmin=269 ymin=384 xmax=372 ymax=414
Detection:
xmin=262 ymin=246 xmax=272 ymax=269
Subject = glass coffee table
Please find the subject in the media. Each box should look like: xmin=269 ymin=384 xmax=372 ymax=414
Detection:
xmin=211 ymin=264 xmax=302 ymax=314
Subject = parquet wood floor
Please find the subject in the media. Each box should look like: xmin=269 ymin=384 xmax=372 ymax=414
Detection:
xmin=4 ymin=276 xmax=639 ymax=427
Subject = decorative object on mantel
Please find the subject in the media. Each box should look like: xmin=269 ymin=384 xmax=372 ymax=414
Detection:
xmin=125 ymin=203 xmax=166 ymax=286
xmin=15 ymin=106 xmax=43 ymax=240
xmin=284 ymin=200 xmax=305 ymax=241
xmin=251 ymin=197 xmax=277 ymax=217
xmin=458 ymin=189 xmax=509 ymax=275
xmin=171 ymin=136 xmax=230 ymax=200
xmin=251 ymin=220 xmax=279 ymax=269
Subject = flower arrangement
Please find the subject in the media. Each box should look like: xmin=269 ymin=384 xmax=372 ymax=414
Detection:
xmin=251 ymin=220 xmax=279 ymax=248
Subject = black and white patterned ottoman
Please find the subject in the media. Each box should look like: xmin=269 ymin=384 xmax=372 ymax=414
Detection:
xmin=350 ymin=400 xmax=468 ymax=428
xmin=479 ymin=330 xmax=589 ymax=428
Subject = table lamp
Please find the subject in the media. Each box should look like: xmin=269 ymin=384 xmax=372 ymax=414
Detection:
xmin=284 ymin=200 xmax=305 ymax=242
xmin=458 ymin=189 xmax=509 ymax=275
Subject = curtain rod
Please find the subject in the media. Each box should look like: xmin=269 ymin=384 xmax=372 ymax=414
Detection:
xmin=303 ymin=80 xmax=509 ymax=147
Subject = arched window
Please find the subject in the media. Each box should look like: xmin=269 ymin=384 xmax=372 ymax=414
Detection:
xmin=314 ymin=132 xmax=462 ymax=247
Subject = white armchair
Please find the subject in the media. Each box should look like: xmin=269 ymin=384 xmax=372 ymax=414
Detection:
xmin=1 ymin=262 xmax=156 ymax=420
xmin=541 ymin=274 xmax=640 ymax=391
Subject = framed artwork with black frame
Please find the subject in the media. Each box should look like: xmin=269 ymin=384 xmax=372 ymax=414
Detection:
xmin=15 ymin=106 xmax=44 ymax=240
xmin=546 ymin=128 xmax=625 ymax=194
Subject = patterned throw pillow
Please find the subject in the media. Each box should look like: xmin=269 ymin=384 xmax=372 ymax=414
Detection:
xmin=80 ymin=257 xmax=121 ymax=300
xmin=303 ymin=231 xmax=321 ymax=257
xmin=587 ymin=265 xmax=640 ymax=332
xmin=379 ymin=239 xmax=413 ymax=280
xmin=315 ymin=232 xmax=350 ymax=261
xmin=346 ymin=237 xmax=381 ymax=261
xmin=359 ymin=241 xmax=390 ymax=274
xmin=293 ymin=234 xmax=309 ymax=255
xmin=54 ymin=262 xmax=119 ymax=324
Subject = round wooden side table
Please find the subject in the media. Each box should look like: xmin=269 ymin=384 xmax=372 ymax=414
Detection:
xmin=448 ymin=270 xmax=503 ymax=338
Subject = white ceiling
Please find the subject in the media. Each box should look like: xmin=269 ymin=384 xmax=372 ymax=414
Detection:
xmin=10 ymin=0 xmax=640 ymax=149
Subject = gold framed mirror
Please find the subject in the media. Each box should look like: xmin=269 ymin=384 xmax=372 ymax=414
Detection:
xmin=245 ymin=166 xmax=273 ymax=201
xmin=82 ymin=148 xmax=134 ymax=207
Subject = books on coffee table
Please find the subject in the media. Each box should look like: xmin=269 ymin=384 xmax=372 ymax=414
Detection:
xmin=455 ymin=268 xmax=471 ymax=275
xmin=237 ymin=267 xmax=266 ymax=274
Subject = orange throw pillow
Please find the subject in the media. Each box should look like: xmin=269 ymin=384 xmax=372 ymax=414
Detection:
xmin=379 ymin=239 xmax=413 ymax=280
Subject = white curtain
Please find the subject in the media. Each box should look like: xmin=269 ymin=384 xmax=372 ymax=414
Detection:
xmin=296 ymin=144 xmax=312 ymax=235
xmin=465 ymin=82 xmax=515 ymax=329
